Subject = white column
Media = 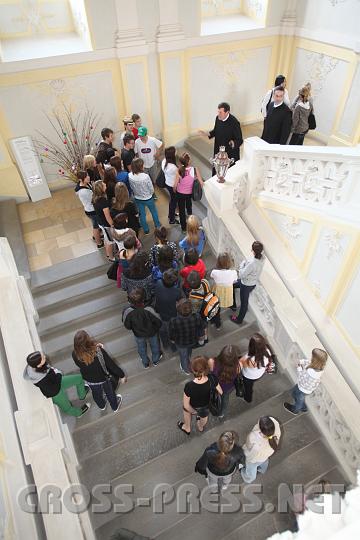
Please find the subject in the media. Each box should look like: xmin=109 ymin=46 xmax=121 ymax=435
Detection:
xmin=157 ymin=0 xmax=184 ymax=44
xmin=114 ymin=0 xmax=146 ymax=54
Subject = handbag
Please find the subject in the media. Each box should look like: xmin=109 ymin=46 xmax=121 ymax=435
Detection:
xmin=192 ymin=175 xmax=203 ymax=202
xmin=107 ymin=260 xmax=118 ymax=281
xmin=234 ymin=372 xmax=244 ymax=397
xmin=208 ymin=373 xmax=223 ymax=417
xmin=96 ymin=347 xmax=119 ymax=391
xmin=155 ymin=169 xmax=166 ymax=188
xmin=308 ymin=112 xmax=316 ymax=130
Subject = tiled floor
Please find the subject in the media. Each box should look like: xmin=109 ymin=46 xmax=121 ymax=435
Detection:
xmin=18 ymin=185 xmax=171 ymax=272
xmin=18 ymin=124 xmax=324 ymax=272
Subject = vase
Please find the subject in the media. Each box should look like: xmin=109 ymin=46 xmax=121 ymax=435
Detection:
xmin=210 ymin=146 xmax=234 ymax=183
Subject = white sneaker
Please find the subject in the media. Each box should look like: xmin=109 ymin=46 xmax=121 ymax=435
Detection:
xmin=114 ymin=394 xmax=122 ymax=412
xmin=79 ymin=403 xmax=91 ymax=416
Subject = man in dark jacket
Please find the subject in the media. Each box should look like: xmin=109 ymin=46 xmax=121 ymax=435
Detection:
xmin=201 ymin=102 xmax=243 ymax=172
xmin=261 ymin=87 xmax=292 ymax=144
xmin=169 ymin=298 xmax=205 ymax=375
xmin=24 ymin=351 xmax=90 ymax=416
xmin=96 ymin=127 xmax=118 ymax=165
xmin=154 ymin=268 xmax=183 ymax=351
xmin=123 ymin=287 xmax=162 ymax=369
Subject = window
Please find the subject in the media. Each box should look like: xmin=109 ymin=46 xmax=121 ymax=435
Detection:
xmin=0 ymin=0 xmax=92 ymax=62
xmin=200 ymin=0 xmax=268 ymax=36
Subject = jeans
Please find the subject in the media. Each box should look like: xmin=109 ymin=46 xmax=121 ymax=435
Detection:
xmin=159 ymin=320 xmax=176 ymax=350
xmin=177 ymin=345 xmax=192 ymax=373
xmin=166 ymin=185 xmax=177 ymax=222
xmin=144 ymin=163 xmax=159 ymax=184
xmin=176 ymin=192 xmax=192 ymax=230
xmin=290 ymin=384 xmax=308 ymax=413
xmin=51 ymin=374 xmax=86 ymax=417
xmin=134 ymin=334 xmax=161 ymax=367
xmin=206 ymin=468 xmax=233 ymax=493
xmin=135 ymin=197 xmax=161 ymax=234
xmin=232 ymin=280 xmax=256 ymax=322
xmin=220 ymin=388 xmax=232 ymax=416
xmin=241 ymin=459 xmax=269 ymax=483
xmin=87 ymin=379 xmax=118 ymax=411
xmin=289 ymin=133 xmax=305 ymax=146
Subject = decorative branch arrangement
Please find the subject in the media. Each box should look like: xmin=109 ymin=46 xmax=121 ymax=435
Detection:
xmin=34 ymin=105 xmax=101 ymax=182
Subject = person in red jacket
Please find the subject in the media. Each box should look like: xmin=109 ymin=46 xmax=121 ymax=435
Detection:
xmin=180 ymin=248 xmax=206 ymax=295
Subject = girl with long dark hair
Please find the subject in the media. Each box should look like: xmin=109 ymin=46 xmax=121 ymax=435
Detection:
xmin=72 ymin=330 xmax=126 ymax=412
xmin=241 ymin=416 xmax=281 ymax=483
xmin=239 ymin=333 xmax=272 ymax=403
xmin=208 ymin=344 xmax=241 ymax=417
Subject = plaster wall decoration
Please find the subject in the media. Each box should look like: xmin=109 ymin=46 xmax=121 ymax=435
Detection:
xmin=336 ymin=265 xmax=360 ymax=348
xmin=0 ymin=1 xmax=74 ymax=37
xmin=233 ymin=171 xmax=249 ymax=213
xmin=264 ymin=209 xmax=314 ymax=263
xmin=324 ymin=229 xmax=343 ymax=259
xmin=311 ymin=384 xmax=360 ymax=473
xmin=243 ymin=0 xmax=266 ymax=19
xmin=189 ymin=47 xmax=271 ymax=129
xmin=305 ymin=52 xmax=339 ymax=95
xmin=282 ymin=216 xmax=301 ymax=239
xmin=252 ymin=285 xmax=276 ymax=334
xmin=213 ymin=50 xmax=257 ymax=84
xmin=307 ymin=227 xmax=351 ymax=304
xmin=339 ymin=61 xmax=360 ymax=137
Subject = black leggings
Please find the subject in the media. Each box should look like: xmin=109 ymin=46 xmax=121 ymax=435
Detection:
xmin=176 ymin=193 xmax=192 ymax=230
xmin=242 ymin=375 xmax=256 ymax=403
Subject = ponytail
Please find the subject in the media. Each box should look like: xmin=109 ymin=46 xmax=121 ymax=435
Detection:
xmin=213 ymin=431 xmax=238 ymax=469
xmin=259 ymin=416 xmax=279 ymax=453
xmin=179 ymin=152 xmax=190 ymax=178
xmin=252 ymin=241 xmax=264 ymax=260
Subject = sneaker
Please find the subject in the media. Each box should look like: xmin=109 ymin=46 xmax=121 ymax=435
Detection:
xmin=283 ymin=402 xmax=298 ymax=415
xmin=169 ymin=219 xmax=180 ymax=225
xmin=114 ymin=395 xmax=123 ymax=412
xmin=99 ymin=402 xmax=107 ymax=411
xmin=143 ymin=231 xmax=151 ymax=236
xmin=153 ymin=195 xmax=158 ymax=201
xmin=79 ymin=403 xmax=91 ymax=416
xmin=153 ymin=353 xmax=163 ymax=366
xmin=97 ymin=241 xmax=104 ymax=249
xmin=143 ymin=364 xmax=150 ymax=369
xmin=180 ymin=364 xmax=190 ymax=375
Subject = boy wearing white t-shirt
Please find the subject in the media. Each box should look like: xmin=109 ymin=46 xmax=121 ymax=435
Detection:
xmin=135 ymin=126 xmax=163 ymax=185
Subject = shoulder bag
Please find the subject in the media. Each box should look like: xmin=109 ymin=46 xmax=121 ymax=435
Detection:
xmin=96 ymin=346 xmax=119 ymax=391
xmin=208 ymin=373 xmax=223 ymax=417
xmin=234 ymin=365 xmax=244 ymax=397
xmin=192 ymin=168 xmax=203 ymax=202
xmin=308 ymin=110 xmax=316 ymax=130
xmin=107 ymin=260 xmax=118 ymax=281
xmin=155 ymin=168 xmax=166 ymax=188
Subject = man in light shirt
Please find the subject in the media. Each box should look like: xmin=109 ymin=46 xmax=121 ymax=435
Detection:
xmin=134 ymin=126 xmax=163 ymax=186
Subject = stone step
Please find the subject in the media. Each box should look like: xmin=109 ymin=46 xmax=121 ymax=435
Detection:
xmin=184 ymin=136 xmax=214 ymax=174
xmin=34 ymin=264 xmax=110 ymax=312
xmin=40 ymin=303 xmax=127 ymax=357
xmin=37 ymin=283 xmax=120 ymax=334
xmin=77 ymin=371 xmax=290 ymax=493
xmin=93 ymin=394 xmax=339 ymax=539
xmin=31 ymin=249 xmax=108 ymax=292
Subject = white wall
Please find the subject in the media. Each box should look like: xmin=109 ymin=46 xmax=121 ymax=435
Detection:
xmin=296 ymin=0 xmax=360 ymax=45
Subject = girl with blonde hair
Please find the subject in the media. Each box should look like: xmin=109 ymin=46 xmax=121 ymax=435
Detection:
xmin=289 ymin=85 xmax=315 ymax=145
xmin=83 ymin=154 xmax=102 ymax=182
xmin=179 ymin=214 xmax=206 ymax=256
xmin=284 ymin=348 xmax=328 ymax=415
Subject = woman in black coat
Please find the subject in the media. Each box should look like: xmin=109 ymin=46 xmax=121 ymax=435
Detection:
xmin=72 ymin=330 xmax=126 ymax=412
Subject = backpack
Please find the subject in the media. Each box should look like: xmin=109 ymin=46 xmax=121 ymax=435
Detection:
xmin=190 ymin=279 xmax=220 ymax=321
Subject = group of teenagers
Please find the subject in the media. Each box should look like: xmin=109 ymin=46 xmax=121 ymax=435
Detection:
xmin=74 ymin=115 xmax=206 ymax=265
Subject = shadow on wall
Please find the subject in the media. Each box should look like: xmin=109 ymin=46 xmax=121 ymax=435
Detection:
xmin=110 ymin=529 xmax=150 ymax=540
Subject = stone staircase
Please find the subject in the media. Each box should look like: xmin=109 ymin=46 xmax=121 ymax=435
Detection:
xmin=30 ymin=203 xmax=347 ymax=540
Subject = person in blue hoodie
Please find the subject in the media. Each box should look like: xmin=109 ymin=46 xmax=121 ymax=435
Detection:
xmin=24 ymin=351 xmax=90 ymax=417
xmin=110 ymin=155 xmax=132 ymax=196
